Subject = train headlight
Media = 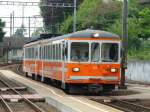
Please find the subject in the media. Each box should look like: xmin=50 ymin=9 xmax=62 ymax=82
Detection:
xmin=93 ymin=33 xmax=100 ymax=38
xmin=110 ymin=68 xmax=118 ymax=73
xmin=72 ymin=68 xmax=80 ymax=72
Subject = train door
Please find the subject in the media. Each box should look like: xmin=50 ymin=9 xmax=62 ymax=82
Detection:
xmin=61 ymin=41 xmax=68 ymax=89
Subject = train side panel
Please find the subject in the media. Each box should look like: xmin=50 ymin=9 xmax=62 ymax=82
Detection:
xmin=24 ymin=60 xmax=120 ymax=85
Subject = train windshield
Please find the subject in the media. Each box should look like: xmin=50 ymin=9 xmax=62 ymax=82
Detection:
xmin=91 ymin=43 xmax=100 ymax=62
xmin=101 ymin=43 xmax=119 ymax=62
xmin=71 ymin=42 xmax=89 ymax=62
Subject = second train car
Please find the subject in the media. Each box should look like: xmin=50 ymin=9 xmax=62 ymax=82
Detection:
xmin=23 ymin=30 xmax=121 ymax=92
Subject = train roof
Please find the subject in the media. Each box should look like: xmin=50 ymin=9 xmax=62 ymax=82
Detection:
xmin=27 ymin=34 xmax=61 ymax=43
xmin=61 ymin=29 xmax=120 ymax=39
xmin=26 ymin=30 xmax=120 ymax=45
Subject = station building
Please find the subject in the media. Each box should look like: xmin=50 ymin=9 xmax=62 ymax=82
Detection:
xmin=0 ymin=37 xmax=30 ymax=62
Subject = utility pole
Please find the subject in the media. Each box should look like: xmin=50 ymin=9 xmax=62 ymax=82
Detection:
xmin=119 ymin=0 xmax=128 ymax=89
xmin=22 ymin=6 xmax=25 ymax=27
xmin=73 ymin=0 xmax=77 ymax=32
xmin=7 ymin=13 xmax=13 ymax=63
xmin=29 ymin=17 xmax=31 ymax=39
xmin=0 ymin=1 xmax=76 ymax=33
xmin=10 ymin=13 xmax=12 ymax=37
xmin=12 ymin=11 xmax=15 ymax=36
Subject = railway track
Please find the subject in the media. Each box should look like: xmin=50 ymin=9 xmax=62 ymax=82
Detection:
xmin=91 ymin=97 xmax=150 ymax=112
xmin=0 ymin=74 xmax=46 ymax=112
xmin=13 ymin=64 xmax=150 ymax=112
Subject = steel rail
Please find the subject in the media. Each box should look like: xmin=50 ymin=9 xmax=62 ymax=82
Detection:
xmin=91 ymin=96 xmax=150 ymax=112
xmin=0 ymin=95 xmax=14 ymax=112
xmin=0 ymin=75 xmax=46 ymax=112
xmin=114 ymin=99 xmax=150 ymax=112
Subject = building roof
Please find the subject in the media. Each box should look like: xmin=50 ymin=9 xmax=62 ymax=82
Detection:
xmin=1 ymin=37 xmax=31 ymax=49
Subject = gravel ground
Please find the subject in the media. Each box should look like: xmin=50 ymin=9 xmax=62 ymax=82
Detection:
xmin=0 ymin=64 xmax=59 ymax=112
xmin=1 ymin=101 xmax=59 ymax=112
xmin=0 ymin=101 xmax=7 ymax=112
xmin=8 ymin=101 xmax=36 ymax=112
xmin=35 ymin=102 xmax=59 ymax=112
xmin=129 ymin=99 xmax=150 ymax=108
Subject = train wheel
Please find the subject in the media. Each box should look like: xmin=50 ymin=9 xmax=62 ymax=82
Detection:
xmin=61 ymin=83 xmax=69 ymax=92
xmin=103 ymin=85 xmax=115 ymax=92
xmin=25 ymin=72 xmax=28 ymax=77
xmin=64 ymin=85 xmax=75 ymax=94
xmin=32 ymin=74 xmax=35 ymax=80
xmin=36 ymin=75 xmax=41 ymax=81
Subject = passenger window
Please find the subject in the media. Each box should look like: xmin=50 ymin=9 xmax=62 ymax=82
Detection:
xmin=56 ymin=44 xmax=59 ymax=60
xmin=40 ymin=47 xmax=42 ymax=59
xmin=42 ymin=47 xmax=44 ymax=59
xmin=46 ymin=46 xmax=48 ymax=60
xmin=48 ymin=45 xmax=50 ymax=60
xmin=53 ymin=45 xmax=55 ymax=60
xmin=43 ymin=47 xmax=45 ymax=59
xmin=59 ymin=44 xmax=61 ymax=60
xmin=51 ymin=44 xmax=53 ymax=60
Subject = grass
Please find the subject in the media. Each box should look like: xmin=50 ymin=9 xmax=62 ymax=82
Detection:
xmin=128 ymin=40 xmax=150 ymax=60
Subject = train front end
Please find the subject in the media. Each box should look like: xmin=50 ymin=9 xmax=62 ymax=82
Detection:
xmin=64 ymin=32 xmax=121 ymax=91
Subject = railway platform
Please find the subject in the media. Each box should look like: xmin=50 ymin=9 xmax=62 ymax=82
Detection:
xmin=111 ymin=83 xmax=150 ymax=100
xmin=0 ymin=70 xmax=122 ymax=112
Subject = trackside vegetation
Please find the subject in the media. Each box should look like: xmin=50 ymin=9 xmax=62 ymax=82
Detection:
xmin=39 ymin=0 xmax=150 ymax=60
xmin=59 ymin=0 xmax=150 ymax=60
xmin=0 ymin=19 xmax=5 ymax=42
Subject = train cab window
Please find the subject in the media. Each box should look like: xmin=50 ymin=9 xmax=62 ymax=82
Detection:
xmin=71 ymin=42 xmax=89 ymax=62
xmin=91 ymin=43 xmax=100 ymax=62
xmin=62 ymin=42 xmax=68 ymax=61
xmin=101 ymin=43 xmax=119 ymax=62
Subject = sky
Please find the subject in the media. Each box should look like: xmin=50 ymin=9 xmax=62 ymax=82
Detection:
xmin=0 ymin=0 xmax=43 ymax=37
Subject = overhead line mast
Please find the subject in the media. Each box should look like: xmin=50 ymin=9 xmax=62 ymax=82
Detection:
xmin=0 ymin=0 xmax=77 ymax=32
xmin=119 ymin=0 xmax=128 ymax=89
xmin=0 ymin=1 xmax=74 ymax=7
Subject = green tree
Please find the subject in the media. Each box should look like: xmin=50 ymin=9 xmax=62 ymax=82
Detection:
xmin=40 ymin=0 xmax=83 ymax=33
xmin=138 ymin=8 xmax=150 ymax=40
xmin=59 ymin=0 xmax=150 ymax=60
xmin=32 ymin=27 xmax=44 ymax=36
xmin=0 ymin=19 xmax=5 ymax=42
xmin=107 ymin=18 xmax=141 ymax=50
xmin=60 ymin=0 xmax=121 ymax=33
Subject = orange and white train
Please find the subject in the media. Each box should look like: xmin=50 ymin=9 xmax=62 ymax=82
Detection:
xmin=23 ymin=30 xmax=121 ymax=92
